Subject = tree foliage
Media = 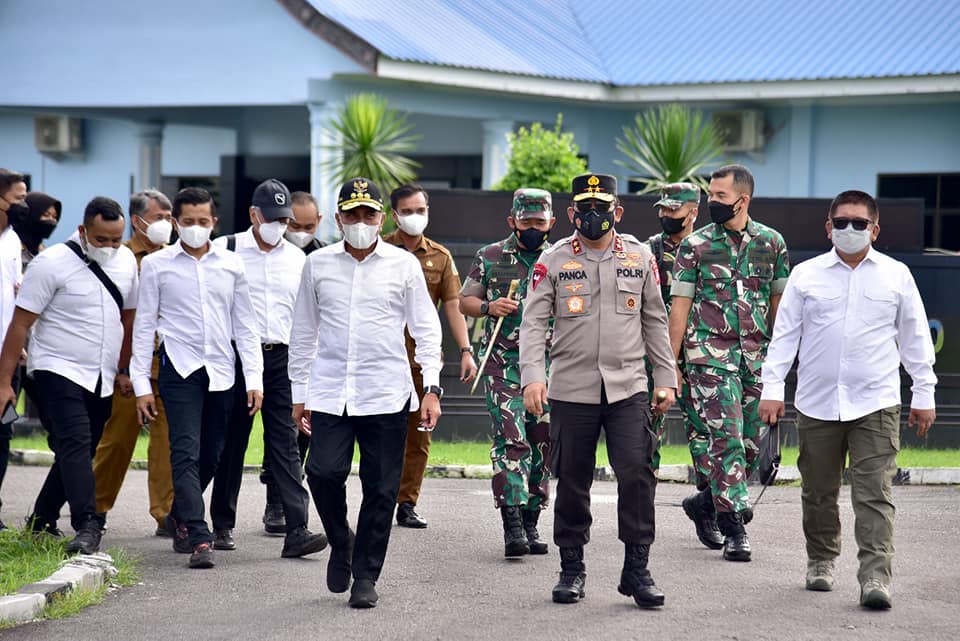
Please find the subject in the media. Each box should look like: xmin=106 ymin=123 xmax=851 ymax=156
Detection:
xmin=493 ymin=114 xmax=588 ymax=193
xmin=615 ymin=104 xmax=724 ymax=194
xmin=323 ymin=93 xmax=421 ymax=197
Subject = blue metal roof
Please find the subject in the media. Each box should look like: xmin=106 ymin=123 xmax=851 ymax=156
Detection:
xmin=305 ymin=0 xmax=960 ymax=85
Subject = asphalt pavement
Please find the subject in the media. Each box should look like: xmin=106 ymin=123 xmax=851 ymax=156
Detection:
xmin=1 ymin=465 xmax=958 ymax=641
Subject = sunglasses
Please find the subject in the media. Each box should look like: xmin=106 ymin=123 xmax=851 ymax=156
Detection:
xmin=831 ymin=217 xmax=872 ymax=231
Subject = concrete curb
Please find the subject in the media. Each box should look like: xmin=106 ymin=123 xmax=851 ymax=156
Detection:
xmin=0 ymin=552 xmax=116 ymax=627
xmin=9 ymin=449 xmax=960 ymax=485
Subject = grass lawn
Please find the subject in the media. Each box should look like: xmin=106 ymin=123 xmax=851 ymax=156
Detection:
xmin=0 ymin=527 xmax=68 ymax=596
xmin=11 ymin=417 xmax=960 ymax=468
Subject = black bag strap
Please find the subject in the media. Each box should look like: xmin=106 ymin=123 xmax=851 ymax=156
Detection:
xmin=65 ymin=240 xmax=123 ymax=314
xmin=224 ymin=234 xmax=236 ymax=252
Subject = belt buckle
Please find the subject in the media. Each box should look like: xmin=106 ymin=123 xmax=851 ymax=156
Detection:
xmin=262 ymin=344 xmax=274 ymax=352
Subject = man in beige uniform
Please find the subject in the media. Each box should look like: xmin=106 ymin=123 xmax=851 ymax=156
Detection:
xmin=521 ymin=173 xmax=676 ymax=608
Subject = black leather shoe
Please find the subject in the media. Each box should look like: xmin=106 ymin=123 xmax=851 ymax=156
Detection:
xmin=188 ymin=543 xmax=215 ymax=569
xmin=155 ymin=515 xmax=172 ymax=537
xmin=682 ymin=490 xmax=724 ymax=550
xmin=213 ymin=529 xmax=236 ymax=551
xmin=327 ymin=530 xmax=355 ymax=593
xmin=617 ymin=544 xmax=665 ymax=608
xmin=65 ymin=524 xmax=102 ymax=555
xmin=26 ymin=514 xmax=64 ymax=538
xmin=263 ymin=503 xmax=286 ymax=535
xmin=396 ymin=502 xmax=427 ymax=528
xmin=348 ymin=579 xmax=378 ymax=609
xmin=552 ymin=546 xmax=586 ymax=604
xmin=282 ymin=526 xmax=328 ymax=558
xmin=717 ymin=512 xmax=752 ymax=562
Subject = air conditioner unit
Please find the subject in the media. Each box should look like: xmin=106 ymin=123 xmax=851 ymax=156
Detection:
xmin=34 ymin=116 xmax=83 ymax=154
xmin=712 ymin=110 xmax=764 ymax=152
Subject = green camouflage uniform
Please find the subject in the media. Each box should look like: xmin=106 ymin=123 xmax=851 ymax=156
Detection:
xmin=643 ymin=231 xmax=709 ymax=483
xmin=671 ymin=219 xmax=790 ymax=513
xmin=461 ymin=233 xmax=551 ymax=510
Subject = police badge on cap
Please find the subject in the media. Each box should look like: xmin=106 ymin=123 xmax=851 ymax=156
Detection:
xmin=572 ymin=174 xmax=617 ymax=203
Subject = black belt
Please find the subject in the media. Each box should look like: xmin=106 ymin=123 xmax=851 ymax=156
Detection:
xmin=262 ymin=343 xmax=286 ymax=351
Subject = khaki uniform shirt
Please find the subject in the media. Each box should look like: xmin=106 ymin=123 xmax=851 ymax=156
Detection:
xmin=384 ymin=230 xmax=460 ymax=370
xmin=520 ymin=232 xmax=676 ymax=404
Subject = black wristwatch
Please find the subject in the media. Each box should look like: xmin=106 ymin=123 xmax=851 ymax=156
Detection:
xmin=479 ymin=301 xmax=489 ymax=316
xmin=118 ymin=367 xmax=130 ymax=376
xmin=423 ymin=385 xmax=444 ymax=400
xmin=460 ymin=346 xmax=474 ymax=355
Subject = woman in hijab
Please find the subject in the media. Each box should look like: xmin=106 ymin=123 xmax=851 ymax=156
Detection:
xmin=12 ymin=192 xmax=61 ymax=267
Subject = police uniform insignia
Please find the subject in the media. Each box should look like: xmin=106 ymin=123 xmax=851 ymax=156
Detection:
xmin=426 ymin=259 xmax=434 ymax=267
xmin=619 ymin=260 xmax=641 ymax=267
xmin=613 ymin=234 xmax=626 ymax=258
xmin=531 ymin=263 xmax=548 ymax=290
xmin=564 ymin=283 xmax=584 ymax=293
xmin=650 ymin=254 xmax=661 ymax=286
xmin=627 ymin=253 xmax=641 ymax=259
xmin=566 ymin=296 xmax=585 ymax=313
xmin=561 ymin=260 xmax=583 ymax=270
xmin=625 ymin=296 xmax=637 ymax=310
xmin=571 ymin=237 xmax=583 ymax=255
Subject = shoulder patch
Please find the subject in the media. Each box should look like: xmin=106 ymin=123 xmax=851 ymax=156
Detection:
xmin=531 ymin=263 xmax=548 ymax=291
xmin=649 ymin=254 xmax=661 ymax=286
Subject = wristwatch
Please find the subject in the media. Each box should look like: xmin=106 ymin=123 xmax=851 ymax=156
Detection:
xmin=118 ymin=367 xmax=130 ymax=376
xmin=479 ymin=301 xmax=489 ymax=316
xmin=423 ymin=385 xmax=444 ymax=399
xmin=460 ymin=346 xmax=474 ymax=355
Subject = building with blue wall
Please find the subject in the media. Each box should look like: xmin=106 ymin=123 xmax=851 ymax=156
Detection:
xmin=2 ymin=0 xmax=958 ymax=247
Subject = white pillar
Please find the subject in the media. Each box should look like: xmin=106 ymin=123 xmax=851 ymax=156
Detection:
xmin=481 ymin=119 xmax=514 ymax=189
xmin=309 ymin=101 xmax=342 ymax=243
xmin=137 ymin=122 xmax=163 ymax=190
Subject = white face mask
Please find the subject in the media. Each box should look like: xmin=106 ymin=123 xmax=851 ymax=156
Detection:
xmin=82 ymin=233 xmax=118 ymax=265
xmin=831 ymin=226 xmax=872 ymax=254
xmin=178 ymin=223 xmax=212 ymax=249
xmin=341 ymin=221 xmax=380 ymax=250
xmin=284 ymin=230 xmax=315 ymax=248
xmin=257 ymin=218 xmax=287 ymax=247
xmin=396 ymin=213 xmax=428 ymax=236
xmin=142 ymin=218 xmax=172 ymax=246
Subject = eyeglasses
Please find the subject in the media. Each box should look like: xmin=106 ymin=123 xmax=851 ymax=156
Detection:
xmin=831 ymin=217 xmax=872 ymax=231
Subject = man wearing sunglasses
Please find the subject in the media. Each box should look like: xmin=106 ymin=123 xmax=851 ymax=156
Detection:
xmin=668 ymin=164 xmax=790 ymax=562
xmin=520 ymin=173 xmax=676 ymax=608
xmin=758 ymin=190 xmax=936 ymax=610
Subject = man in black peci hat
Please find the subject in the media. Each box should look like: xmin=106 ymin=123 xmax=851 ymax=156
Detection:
xmin=520 ymin=173 xmax=677 ymax=608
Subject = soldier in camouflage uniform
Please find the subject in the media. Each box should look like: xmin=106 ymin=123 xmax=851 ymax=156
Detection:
xmin=668 ymin=165 xmax=790 ymax=562
xmin=460 ymin=188 xmax=555 ymax=559
xmin=644 ymin=184 xmax=723 ymax=551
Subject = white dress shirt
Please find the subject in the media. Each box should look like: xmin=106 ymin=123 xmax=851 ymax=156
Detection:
xmin=761 ymin=247 xmax=937 ymax=421
xmin=0 ymin=226 xmax=22 ymax=345
xmin=131 ymin=240 xmax=263 ymax=397
xmin=17 ymin=232 xmax=139 ymax=397
xmin=213 ymin=228 xmax=305 ymax=345
xmin=288 ymin=239 xmax=442 ymax=415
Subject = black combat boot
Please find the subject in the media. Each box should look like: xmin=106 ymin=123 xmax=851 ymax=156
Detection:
xmin=552 ymin=546 xmax=586 ymax=604
xmin=500 ymin=506 xmax=530 ymax=558
xmin=681 ymin=488 xmax=724 ymax=550
xmin=617 ymin=544 xmax=665 ymax=608
xmin=717 ymin=511 xmax=752 ymax=562
xmin=521 ymin=509 xmax=548 ymax=555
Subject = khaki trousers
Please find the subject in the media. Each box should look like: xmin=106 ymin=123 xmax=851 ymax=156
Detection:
xmin=797 ymin=406 xmax=900 ymax=585
xmin=397 ymin=368 xmax=429 ymax=506
xmin=92 ymin=378 xmax=173 ymax=528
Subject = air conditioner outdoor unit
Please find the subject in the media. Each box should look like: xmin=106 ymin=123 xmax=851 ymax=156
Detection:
xmin=712 ymin=110 xmax=764 ymax=152
xmin=34 ymin=116 xmax=83 ymax=154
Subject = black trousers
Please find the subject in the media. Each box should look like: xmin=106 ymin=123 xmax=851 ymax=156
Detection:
xmin=211 ymin=345 xmax=309 ymax=533
xmin=157 ymin=354 xmax=233 ymax=547
xmin=261 ymin=430 xmax=310 ymax=505
xmin=306 ymin=401 xmax=409 ymax=582
xmin=32 ymin=371 xmax=112 ymax=532
xmin=0 ymin=368 xmax=22 ymax=515
xmin=550 ymin=388 xmax=657 ymax=548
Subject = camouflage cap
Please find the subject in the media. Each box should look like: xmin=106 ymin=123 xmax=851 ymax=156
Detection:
xmin=511 ymin=188 xmax=552 ymax=220
xmin=654 ymin=182 xmax=701 ymax=210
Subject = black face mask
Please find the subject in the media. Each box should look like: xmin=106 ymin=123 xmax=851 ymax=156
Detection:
xmin=5 ymin=202 xmax=29 ymax=225
xmin=33 ymin=218 xmax=58 ymax=240
xmin=515 ymin=227 xmax=549 ymax=251
xmin=708 ymin=197 xmax=742 ymax=225
xmin=574 ymin=207 xmax=615 ymax=240
xmin=659 ymin=214 xmax=686 ymax=235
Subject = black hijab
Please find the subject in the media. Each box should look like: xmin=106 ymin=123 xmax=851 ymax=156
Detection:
xmin=13 ymin=192 xmax=62 ymax=255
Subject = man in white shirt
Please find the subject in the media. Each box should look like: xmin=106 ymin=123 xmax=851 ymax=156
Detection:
xmin=0 ymin=196 xmax=138 ymax=554
xmin=289 ymin=177 xmax=442 ymax=609
xmin=759 ymin=190 xmax=937 ymax=610
xmin=210 ymin=179 xmax=327 ymax=559
xmin=0 ymin=168 xmax=25 ymax=531
xmin=133 ymin=187 xmax=264 ymax=570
